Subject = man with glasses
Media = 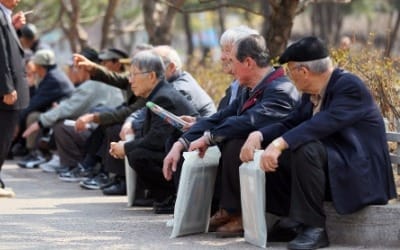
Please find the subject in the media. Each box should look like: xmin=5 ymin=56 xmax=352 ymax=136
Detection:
xmin=108 ymin=50 xmax=199 ymax=207
xmin=240 ymin=36 xmax=397 ymax=250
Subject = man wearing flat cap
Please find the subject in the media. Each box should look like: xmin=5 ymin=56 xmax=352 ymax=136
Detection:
xmin=240 ymin=36 xmax=397 ymax=249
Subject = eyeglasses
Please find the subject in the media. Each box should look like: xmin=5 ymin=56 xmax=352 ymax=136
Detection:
xmin=129 ymin=71 xmax=151 ymax=79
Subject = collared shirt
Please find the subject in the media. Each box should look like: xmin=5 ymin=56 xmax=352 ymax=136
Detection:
xmin=310 ymin=79 xmax=329 ymax=115
xmin=0 ymin=3 xmax=12 ymax=25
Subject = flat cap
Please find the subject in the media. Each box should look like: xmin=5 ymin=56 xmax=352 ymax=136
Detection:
xmin=279 ymin=36 xmax=329 ymax=64
xmin=80 ymin=47 xmax=100 ymax=63
xmin=20 ymin=23 xmax=38 ymax=39
xmin=99 ymin=48 xmax=128 ymax=61
xmin=32 ymin=49 xmax=55 ymax=66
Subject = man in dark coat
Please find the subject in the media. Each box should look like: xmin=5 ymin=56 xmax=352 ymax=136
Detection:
xmin=0 ymin=0 xmax=29 ymax=191
xmin=163 ymin=34 xmax=300 ymax=235
xmin=240 ymin=36 xmax=397 ymax=250
xmin=109 ymin=50 xmax=199 ymax=205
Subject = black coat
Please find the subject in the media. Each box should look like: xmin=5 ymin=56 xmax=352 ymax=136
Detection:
xmin=260 ymin=68 xmax=397 ymax=214
xmin=0 ymin=9 xmax=29 ymax=110
xmin=125 ymin=80 xmax=199 ymax=162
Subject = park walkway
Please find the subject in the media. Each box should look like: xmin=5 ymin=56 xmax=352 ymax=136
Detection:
xmin=0 ymin=161 xmax=393 ymax=250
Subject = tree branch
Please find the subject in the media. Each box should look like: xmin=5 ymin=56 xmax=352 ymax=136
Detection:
xmin=160 ymin=0 xmax=266 ymax=16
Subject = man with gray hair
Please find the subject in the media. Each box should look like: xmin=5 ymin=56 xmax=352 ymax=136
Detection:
xmin=109 ymin=50 xmax=199 ymax=207
xmin=240 ymin=36 xmax=397 ymax=249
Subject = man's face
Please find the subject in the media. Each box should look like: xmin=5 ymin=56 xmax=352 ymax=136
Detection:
xmin=101 ymin=59 xmax=121 ymax=72
xmin=286 ymin=62 xmax=310 ymax=92
xmin=129 ymin=65 xmax=154 ymax=98
xmin=220 ymin=44 xmax=233 ymax=74
xmin=0 ymin=0 xmax=20 ymax=9
xmin=229 ymin=46 xmax=251 ymax=87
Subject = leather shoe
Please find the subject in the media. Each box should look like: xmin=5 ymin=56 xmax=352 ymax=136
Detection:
xmin=153 ymin=195 xmax=175 ymax=214
xmin=102 ymin=180 xmax=126 ymax=195
xmin=287 ymin=226 xmax=329 ymax=250
xmin=208 ymin=209 xmax=233 ymax=232
xmin=215 ymin=215 xmax=243 ymax=238
xmin=268 ymin=218 xmax=303 ymax=242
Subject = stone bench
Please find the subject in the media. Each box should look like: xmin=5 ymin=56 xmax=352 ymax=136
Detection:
xmin=324 ymin=131 xmax=400 ymax=247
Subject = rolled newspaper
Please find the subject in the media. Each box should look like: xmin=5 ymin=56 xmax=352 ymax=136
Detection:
xmin=146 ymin=101 xmax=189 ymax=132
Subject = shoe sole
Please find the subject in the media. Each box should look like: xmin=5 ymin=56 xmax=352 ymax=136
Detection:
xmin=58 ymin=176 xmax=88 ymax=182
xmin=79 ymin=183 xmax=101 ymax=190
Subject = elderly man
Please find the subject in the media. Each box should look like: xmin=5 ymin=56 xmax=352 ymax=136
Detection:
xmin=163 ymin=34 xmax=299 ymax=235
xmin=109 ymin=50 xmax=198 ymax=207
xmin=17 ymin=49 xmax=74 ymax=168
xmin=23 ymin=47 xmax=124 ymax=172
xmin=240 ymin=36 xmax=397 ymax=249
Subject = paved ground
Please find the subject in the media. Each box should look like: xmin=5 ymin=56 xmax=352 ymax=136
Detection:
xmin=0 ymin=161 xmax=395 ymax=250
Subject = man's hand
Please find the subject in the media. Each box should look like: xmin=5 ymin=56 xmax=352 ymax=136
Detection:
xmin=109 ymin=141 xmax=126 ymax=159
xmin=259 ymin=137 xmax=287 ymax=172
xmin=188 ymin=136 xmax=209 ymax=158
xmin=73 ymin=53 xmax=97 ymax=73
xmin=119 ymin=120 xmax=134 ymax=141
xmin=22 ymin=121 xmax=40 ymax=138
xmin=75 ymin=113 xmax=94 ymax=132
xmin=180 ymin=115 xmax=196 ymax=131
xmin=240 ymin=131 xmax=263 ymax=162
xmin=12 ymin=11 xmax=26 ymax=29
xmin=163 ymin=141 xmax=184 ymax=181
xmin=3 ymin=91 xmax=17 ymax=105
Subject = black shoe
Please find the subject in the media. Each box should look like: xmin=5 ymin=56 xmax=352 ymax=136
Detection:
xmin=287 ymin=226 xmax=329 ymax=250
xmin=58 ymin=164 xmax=93 ymax=182
xmin=133 ymin=198 xmax=155 ymax=207
xmin=268 ymin=218 xmax=303 ymax=242
xmin=17 ymin=151 xmax=46 ymax=169
xmin=0 ymin=177 xmax=5 ymax=189
xmin=153 ymin=195 xmax=175 ymax=214
xmin=11 ymin=143 xmax=28 ymax=157
xmin=80 ymin=173 xmax=111 ymax=190
xmin=102 ymin=179 xmax=126 ymax=195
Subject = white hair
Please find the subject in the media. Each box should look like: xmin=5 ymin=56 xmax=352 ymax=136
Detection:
xmin=219 ymin=25 xmax=259 ymax=47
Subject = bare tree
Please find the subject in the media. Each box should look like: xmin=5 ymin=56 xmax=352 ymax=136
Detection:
xmin=143 ymin=0 xmax=186 ymax=45
xmin=60 ymin=0 xmax=88 ymax=52
xmin=100 ymin=0 xmax=120 ymax=49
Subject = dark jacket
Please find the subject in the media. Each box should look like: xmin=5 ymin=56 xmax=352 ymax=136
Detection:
xmin=125 ymin=80 xmax=199 ymax=161
xmin=20 ymin=65 xmax=74 ymax=122
xmin=260 ymin=68 xmax=397 ymax=214
xmin=182 ymin=68 xmax=300 ymax=144
xmin=0 ymin=9 xmax=29 ymax=110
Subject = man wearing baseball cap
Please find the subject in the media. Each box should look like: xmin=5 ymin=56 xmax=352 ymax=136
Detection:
xmin=240 ymin=36 xmax=397 ymax=249
xmin=98 ymin=48 xmax=129 ymax=73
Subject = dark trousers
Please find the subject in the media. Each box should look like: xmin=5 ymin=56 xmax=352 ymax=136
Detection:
xmin=0 ymin=110 xmax=20 ymax=188
xmin=53 ymin=121 xmax=91 ymax=168
xmin=127 ymin=148 xmax=174 ymax=202
xmin=221 ymin=140 xmax=328 ymax=228
xmin=102 ymin=124 xmax=125 ymax=176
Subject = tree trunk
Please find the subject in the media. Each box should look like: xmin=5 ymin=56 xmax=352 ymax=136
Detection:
xmin=262 ymin=0 xmax=299 ymax=59
xmin=385 ymin=11 xmax=400 ymax=57
xmin=182 ymin=13 xmax=194 ymax=57
xmin=100 ymin=0 xmax=120 ymax=50
xmin=60 ymin=0 xmax=88 ymax=52
xmin=143 ymin=0 xmax=185 ymax=45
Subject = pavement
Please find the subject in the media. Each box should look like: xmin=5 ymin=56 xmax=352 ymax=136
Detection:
xmin=0 ymin=160 xmax=396 ymax=250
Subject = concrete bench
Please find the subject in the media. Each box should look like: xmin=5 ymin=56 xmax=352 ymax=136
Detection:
xmin=324 ymin=131 xmax=400 ymax=247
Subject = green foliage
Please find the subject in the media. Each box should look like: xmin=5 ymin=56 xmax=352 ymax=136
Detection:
xmin=331 ymin=38 xmax=400 ymax=130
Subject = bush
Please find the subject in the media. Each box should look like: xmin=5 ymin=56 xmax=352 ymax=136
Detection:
xmin=331 ymin=41 xmax=400 ymax=131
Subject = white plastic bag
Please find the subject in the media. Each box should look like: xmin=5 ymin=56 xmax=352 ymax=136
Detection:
xmin=125 ymin=156 xmax=137 ymax=207
xmin=239 ymin=150 xmax=267 ymax=248
xmin=125 ymin=135 xmax=137 ymax=207
xmin=170 ymin=146 xmax=221 ymax=238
